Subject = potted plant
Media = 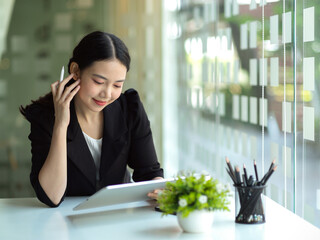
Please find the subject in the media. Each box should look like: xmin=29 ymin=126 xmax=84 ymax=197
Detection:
xmin=157 ymin=173 xmax=231 ymax=233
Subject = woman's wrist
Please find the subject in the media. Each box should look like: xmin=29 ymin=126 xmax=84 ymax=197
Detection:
xmin=53 ymin=121 xmax=68 ymax=136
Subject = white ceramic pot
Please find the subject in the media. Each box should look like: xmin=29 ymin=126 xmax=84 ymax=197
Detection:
xmin=177 ymin=210 xmax=214 ymax=233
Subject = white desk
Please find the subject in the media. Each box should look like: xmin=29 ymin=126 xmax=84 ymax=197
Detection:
xmin=0 ymin=196 xmax=319 ymax=240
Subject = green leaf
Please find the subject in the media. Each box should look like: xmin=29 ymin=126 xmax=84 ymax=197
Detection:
xmin=157 ymin=173 xmax=230 ymax=217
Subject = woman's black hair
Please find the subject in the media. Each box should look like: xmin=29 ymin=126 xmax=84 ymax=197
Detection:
xmin=20 ymin=31 xmax=131 ymax=116
xmin=67 ymin=31 xmax=130 ymax=74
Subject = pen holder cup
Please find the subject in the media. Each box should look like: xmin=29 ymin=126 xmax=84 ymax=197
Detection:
xmin=234 ymin=185 xmax=266 ymax=224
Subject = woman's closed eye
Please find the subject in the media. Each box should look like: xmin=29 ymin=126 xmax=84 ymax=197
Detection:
xmin=114 ymin=85 xmax=122 ymax=88
xmin=93 ymin=79 xmax=104 ymax=85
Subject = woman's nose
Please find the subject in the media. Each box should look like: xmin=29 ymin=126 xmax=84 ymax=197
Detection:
xmin=101 ymin=86 xmax=112 ymax=99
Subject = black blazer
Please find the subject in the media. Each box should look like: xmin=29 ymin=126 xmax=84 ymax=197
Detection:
xmin=25 ymin=89 xmax=163 ymax=207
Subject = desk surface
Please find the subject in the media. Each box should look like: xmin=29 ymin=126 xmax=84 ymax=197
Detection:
xmin=0 ymin=196 xmax=319 ymax=240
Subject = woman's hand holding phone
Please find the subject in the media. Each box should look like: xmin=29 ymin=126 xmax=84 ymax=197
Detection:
xmin=51 ymin=71 xmax=80 ymax=129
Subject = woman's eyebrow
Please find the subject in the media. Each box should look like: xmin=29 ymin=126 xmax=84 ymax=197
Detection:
xmin=92 ymin=73 xmax=107 ymax=80
xmin=92 ymin=73 xmax=125 ymax=82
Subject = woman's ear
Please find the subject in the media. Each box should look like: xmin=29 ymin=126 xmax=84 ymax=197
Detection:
xmin=70 ymin=62 xmax=80 ymax=80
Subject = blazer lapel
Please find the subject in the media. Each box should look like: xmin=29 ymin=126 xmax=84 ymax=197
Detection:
xmin=99 ymin=99 xmax=128 ymax=183
xmin=67 ymin=101 xmax=96 ymax=189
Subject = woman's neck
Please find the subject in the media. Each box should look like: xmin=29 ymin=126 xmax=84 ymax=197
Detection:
xmin=74 ymin=101 xmax=104 ymax=139
xmin=74 ymin=99 xmax=102 ymax=125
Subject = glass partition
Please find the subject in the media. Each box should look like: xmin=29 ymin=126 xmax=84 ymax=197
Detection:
xmin=162 ymin=0 xmax=320 ymax=228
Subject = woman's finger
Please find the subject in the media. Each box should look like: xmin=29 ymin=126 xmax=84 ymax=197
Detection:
xmin=147 ymin=188 xmax=163 ymax=200
xmin=60 ymin=79 xmax=80 ymax=102
xmin=51 ymin=81 xmax=59 ymax=97
xmin=64 ymin=85 xmax=80 ymax=104
xmin=147 ymin=192 xmax=158 ymax=200
xmin=56 ymin=73 xmax=74 ymax=99
xmin=60 ymin=73 xmax=75 ymax=85
xmin=153 ymin=189 xmax=163 ymax=194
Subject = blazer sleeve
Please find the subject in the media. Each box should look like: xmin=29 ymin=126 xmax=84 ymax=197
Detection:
xmin=25 ymin=105 xmax=66 ymax=207
xmin=124 ymin=89 xmax=164 ymax=181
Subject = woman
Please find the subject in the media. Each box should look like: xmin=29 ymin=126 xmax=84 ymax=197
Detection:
xmin=20 ymin=31 xmax=163 ymax=207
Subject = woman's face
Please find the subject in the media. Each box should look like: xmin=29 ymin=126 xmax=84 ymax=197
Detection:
xmin=75 ymin=59 xmax=127 ymax=113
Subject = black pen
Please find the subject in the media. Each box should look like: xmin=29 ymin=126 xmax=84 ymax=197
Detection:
xmin=254 ymin=160 xmax=259 ymax=182
xmin=261 ymin=165 xmax=277 ymax=185
xmin=260 ymin=160 xmax=275 ymax=185
xmin=242 ymin=174 xmax=247 ymax=186
xmin=225 ymin=157 xmax=235 ymax=179
xmin=243 ymin=164 xmax=248 ymax=185
xmin=235 ymin=166 xmax=242 ymax=186
xmin=247 ymin=175 xmax=254 ymax=186
xmin=268 ymin=159 xmax=276 ymax=173
xmin=226 ymin=167 xmax=236 ymax=184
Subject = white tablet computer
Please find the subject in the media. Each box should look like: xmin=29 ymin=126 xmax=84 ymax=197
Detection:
xmin=73 ymin=178 xmax=175 ymax=211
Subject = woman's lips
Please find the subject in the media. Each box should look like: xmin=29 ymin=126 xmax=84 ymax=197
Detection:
xmin=93 ymin=98 xmax=107 ymax=106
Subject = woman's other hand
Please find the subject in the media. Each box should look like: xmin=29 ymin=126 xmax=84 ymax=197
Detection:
xmin=147 ymin=189 xmax=163 ymax=200
xmin=147 ymin=177 xmax=164 ymax=200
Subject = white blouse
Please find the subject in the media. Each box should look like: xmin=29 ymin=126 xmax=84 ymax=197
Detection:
xmin=82 ymin=131 xmax=102 ymax=182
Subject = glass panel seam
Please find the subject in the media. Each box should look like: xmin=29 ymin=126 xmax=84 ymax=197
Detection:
xmin=293 ymin=0 xmax=297 ymax=215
